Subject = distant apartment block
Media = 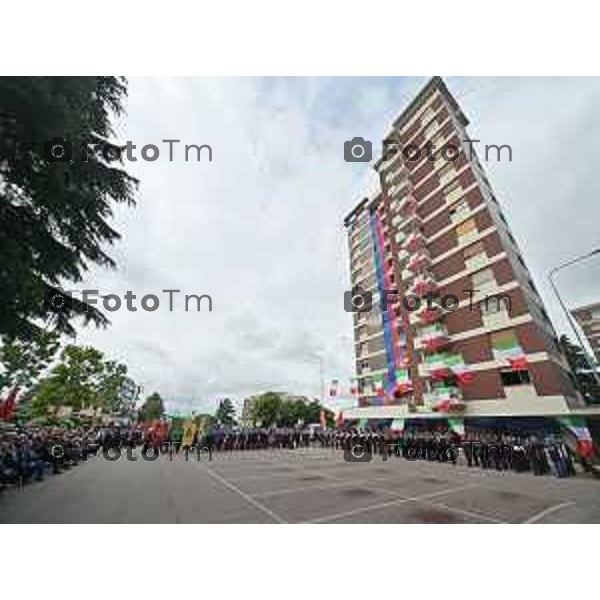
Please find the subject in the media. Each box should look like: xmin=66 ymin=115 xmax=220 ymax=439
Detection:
xmin=572 ymin=302 xmax=600 ymax=363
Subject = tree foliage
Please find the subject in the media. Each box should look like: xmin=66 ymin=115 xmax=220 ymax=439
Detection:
xmin=32 ymin=344 xmax=129 ymax=414
xmin=248 ymin=392 xmax=333 ymax=427
xmin=0 ymin=329 xmax=60 ymax=395
xmin=215 ymin=397 xmax=236 ymax=426
xmin=560 ymin=334 xmax=600 ymax=403
xmin=0 ymin=76 xmax=138 ymax=339
xmin=138 ymin=392 xmax=165 ymax=422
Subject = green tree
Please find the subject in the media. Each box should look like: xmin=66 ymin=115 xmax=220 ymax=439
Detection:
xmin=0 ymin=329 xmax=61 ymax=395
xmin=97 ymin=360 xmax=128 ymax=412
xmin=215 ymin=397 xmax=236 ymax=426
xmin=249 ymin=391 xmax=283 ymax=427
xmin=0 ymin=76 xmax=138 ymax=339
xmin=559 ymin=334 xmax=600 ymax=403
xmin=34 ymin=344 xmax=105 ymax=410
xmin=138 ymin=392 xmax=165 ymax=422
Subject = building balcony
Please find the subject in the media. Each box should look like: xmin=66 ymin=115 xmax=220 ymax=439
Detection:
xmin=410 ymin=274 xmax=438 ymax=296
xmin=465 ymin=252 xmax=488 ymax=271
xmin=407 ymin=252 xmax=431 ymax=273
xmin=424 ymin=387 xmax=465 ymax=413
xmin=445 ymin=185 xmax=465 ymax=206
xmin=414 ymin=323 xmax=450 ymax=351
xmin=399 ymin=195 xmax=417 ymax=216
xmin=402 ymin=231 xmax=425 ymax=253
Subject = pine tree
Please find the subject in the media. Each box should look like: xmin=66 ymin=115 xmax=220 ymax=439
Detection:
xmin=0 ymin=76 xmax=138 ymax=339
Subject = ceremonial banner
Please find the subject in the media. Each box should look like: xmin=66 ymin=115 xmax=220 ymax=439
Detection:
xmin=0 ymin=386 xmax=20 ymax=421
xmin=319 ymin=409 xmax=326 ymax=429
xmin=329 ymin=379 xmax=339 ymax=397
xmin=181 ymin=420 xmax=198 ymax=447
xmin=390 ymin=418 xmax=405 ymax=432
xmin=448 ymin=417 xmax=465 ymax=437
xmin=558 ymin=416 xmax=594 ymax=458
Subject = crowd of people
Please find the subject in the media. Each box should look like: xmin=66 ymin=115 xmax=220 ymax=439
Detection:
xmin=0 ymin=421 xmax=593 ymax=492
xmin=0 ymin=424 xmax=101 ymax=489
xmin=144 ymin=424 xmax=586 ymax=479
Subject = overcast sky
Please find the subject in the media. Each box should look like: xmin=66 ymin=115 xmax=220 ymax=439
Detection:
xmin=73 ymin=77 xmax=600 ymax=415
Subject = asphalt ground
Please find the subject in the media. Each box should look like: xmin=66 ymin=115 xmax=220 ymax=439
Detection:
xmin=1 ymin=447 xmax=599 ymax=523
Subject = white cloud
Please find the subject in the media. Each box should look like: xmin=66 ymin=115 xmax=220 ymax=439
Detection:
xmin=73 ymin=77 xmax=600 ymax=413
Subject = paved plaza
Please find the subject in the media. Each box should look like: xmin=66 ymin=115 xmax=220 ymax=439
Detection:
xmin=1 ymin=448 xmax=599 ymax=523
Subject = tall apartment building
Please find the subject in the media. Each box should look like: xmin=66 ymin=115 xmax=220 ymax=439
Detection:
xmin=572 ymin=302 xmax=600 ymax=362
xmin=344 ymin=77 xmax=580 ymax=424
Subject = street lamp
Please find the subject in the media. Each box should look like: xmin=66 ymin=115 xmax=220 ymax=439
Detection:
xmin=548 ymin=248 xmax=600 ymax=386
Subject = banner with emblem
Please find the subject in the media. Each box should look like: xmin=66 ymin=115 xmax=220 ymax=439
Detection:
xmin=181 ymin=420 xmax=198 ymax=447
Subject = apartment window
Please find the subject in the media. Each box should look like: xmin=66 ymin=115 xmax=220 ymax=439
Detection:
xmin=439 ymin=161 xmax=454 ymax=180
xmin=443 ymin=179 xmax=461 ymax=196
xmin=490 ymin=329 xmax=520 ymax=355
xmin=500 ymin=369 xmax=531 ymax=386
xmin=456 ymin=217 xmax=477 ymax=240
xmin=480 ymin=299 xmax=505 ymax=315
xmin=450 ymin=200 xmax=470 ymax=220
xmin=423 ymin=120 xmax=438 ymax=139
xmin=464 ymin=241 xmax=486 ymax=260
xmin=420 ymin=107 xmax=436 ymax=126
xmin=471 ymin=267 xmax=495 ymax=289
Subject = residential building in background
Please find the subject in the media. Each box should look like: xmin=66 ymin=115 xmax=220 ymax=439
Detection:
xmin=572 ymin=302 xmax=600 ymax=363
xmin=344 ymin=76 xmax=581 ymax=425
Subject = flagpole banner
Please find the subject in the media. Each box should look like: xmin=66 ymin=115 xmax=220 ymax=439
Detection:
xmin=329 ymin=379 xmax=339 ymax=397
xmin=391 ymin=418 xmax=405 ymax=432
xmin=181 ymin=420 xmax=197 ymax=447
xmin=447 ymin=417 xmax=465 ymax=437
xmin=557 ymin=416 xmax=594 ymax=458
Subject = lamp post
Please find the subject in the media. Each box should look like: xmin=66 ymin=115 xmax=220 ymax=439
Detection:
xmin=548 ymin=248 xmax=600 ymax=386
xmin=311 ymin=353 xmax=325 ymax=406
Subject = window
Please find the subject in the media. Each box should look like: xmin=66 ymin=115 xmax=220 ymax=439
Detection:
xmin=420 ymin=107 xmax=436 ymax=127
xmin=456 ymin=217 xmax=477 ymax=239
xmin=464 ymin=241 xmax=486 ymax=260
xmin=424 ymin=120 xmax=438 ymax=139
xmin=500 ymin=369 xmax=531 ymax=386
xmin=450 ymin=200 xmax=470 ymax=219
xmin=439 ymin=161 xmax=454 ymax=180
xmin=471 ymin=268 xmax=495 ymax=288
xmin=443 ymin=179 xmax=461 ymax=196
xmin=490 ymin=329 xmax=520 ymax=354
xmin=480 ymin=299 xmax=505 ymax=315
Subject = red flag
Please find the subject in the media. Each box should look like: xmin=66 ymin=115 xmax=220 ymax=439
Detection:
xmin=508 ymin=356 xmax=528 ymax=371
xmin=455 ymin=371 xmax=474 ymax=385
xmin=2 ymin=386 xmax=20 ymax=421
xmin=319 ymin=409 xmax=326 ymax=429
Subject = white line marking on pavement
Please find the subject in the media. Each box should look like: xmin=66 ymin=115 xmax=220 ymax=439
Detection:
xmin=200 ymin=464 xmax=288 ymax=524
xmin=361 ymin=484 xmax=506 ymax=524
xmin=420 ymin=500 xmax=505 ymax=524
xmin=252 ymin=475 xmax=400 ymax=498
xmin=303 ymin=483 xmax=479 ymax=524
xmin=523 ymin=501 xmax=576 ymax=524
